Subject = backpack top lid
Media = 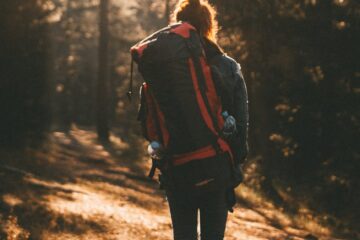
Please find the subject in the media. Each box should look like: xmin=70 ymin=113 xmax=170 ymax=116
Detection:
xmin=130 ymin=22 xmax=197 ymax=62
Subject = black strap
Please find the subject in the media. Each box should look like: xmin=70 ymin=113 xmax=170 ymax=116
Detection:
xmin=148 ymin=158 xmax=158 ymax=178
xmin=127 ymin=58 xmax=134 ymax=102
xmin=148 ymin=151 xmax=172 ymax=179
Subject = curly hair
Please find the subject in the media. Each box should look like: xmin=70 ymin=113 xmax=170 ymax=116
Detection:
xmin=172 ymin=0 xmax=219 ymax=42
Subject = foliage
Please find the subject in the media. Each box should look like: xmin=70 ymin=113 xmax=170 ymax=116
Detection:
xmin=213 ymin=0 xmax=360 ymax=231
xmin=0 ymin=0 xmax=53 ymax=147
xmin=0 ymin=0 xmax=359 ymax=236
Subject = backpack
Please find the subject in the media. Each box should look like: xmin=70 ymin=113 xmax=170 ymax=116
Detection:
xmin=130 ymin=22 xmax=234 ymax=191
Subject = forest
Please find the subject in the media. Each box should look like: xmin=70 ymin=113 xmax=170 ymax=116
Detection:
xmin=0 ymin=0 xmax=359 ymax=239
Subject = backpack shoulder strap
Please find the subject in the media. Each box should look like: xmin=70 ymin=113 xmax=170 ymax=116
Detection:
xmin=170 ymin=22 xmax=196 ymax=38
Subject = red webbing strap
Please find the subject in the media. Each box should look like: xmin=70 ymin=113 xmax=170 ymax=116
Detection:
xmin=199 ymin=57 xmax=225 ymax=130
xmin=153 ymin=96 xmax=170 ymax=147
xmin=197 ymin=56 xmax=233 ymax=162
xmin=143 ymin=83 xmax=171 ymax=178
xmin=143 ymin=84 xmax=170 ymax=147
xmin=177 ymin=58 xmax=233 ymax=165
xmin=170 ymin=22 xmax=196 ymax=38
xmin=218 ymin=138 xmax=233 ymax=161
xmin=173 ymin=145 xmax=216 ymax=166
xmin=173 ymin=139 xmax=233 ymax=166
xmin=143 ymin=83 xmax=161 ymax=141
xmin=188 ymin=58 xmax=218 ymax=134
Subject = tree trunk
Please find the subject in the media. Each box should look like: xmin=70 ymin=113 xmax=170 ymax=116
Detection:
xmin=165 ymin=0 xmax=171 ymax=24
xmin=62 ymin=0 xmax=73 ymax=132
xmin=96 ymin=0 xmax=110 ymax=142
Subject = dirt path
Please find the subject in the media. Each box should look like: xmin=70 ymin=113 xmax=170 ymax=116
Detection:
xmin=0 ymin=128 xmax=341 ymax=240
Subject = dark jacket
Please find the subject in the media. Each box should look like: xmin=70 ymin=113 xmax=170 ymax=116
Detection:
xmin=203 ymin=39 xmax=249 ymax=167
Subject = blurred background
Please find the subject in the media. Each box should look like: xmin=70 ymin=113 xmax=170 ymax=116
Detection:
xmin=0 ymin=0 xmax=359 ymax=239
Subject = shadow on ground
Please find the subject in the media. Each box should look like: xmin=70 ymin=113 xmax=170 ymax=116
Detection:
xmin=0 ymin=127 xmax=356 ymax=240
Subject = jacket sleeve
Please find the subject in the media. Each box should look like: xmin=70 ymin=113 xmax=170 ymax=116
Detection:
xmin=231 ymin=62 xmax=249 ymax=165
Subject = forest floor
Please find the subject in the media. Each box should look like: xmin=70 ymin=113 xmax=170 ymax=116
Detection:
xmin=0 ymin=127 xmax=352 ymax=240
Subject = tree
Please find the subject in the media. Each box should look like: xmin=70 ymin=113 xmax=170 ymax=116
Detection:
xmin=0 ymin=0 xmax=52 ymax=147
xmin=165 ymin=0 xmax=171 ymax=24
xmin=214 ymin=0 xmax=360 ymax=224
xmin=97 ymin=0 xmax=110 ymax=142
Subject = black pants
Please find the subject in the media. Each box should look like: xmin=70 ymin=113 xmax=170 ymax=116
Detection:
xmin=166 ymin=188 xmax=228 ymax=240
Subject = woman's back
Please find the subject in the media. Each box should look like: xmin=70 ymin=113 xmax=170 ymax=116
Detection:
xmin=132 ymin=0 xmax=249 ymax=239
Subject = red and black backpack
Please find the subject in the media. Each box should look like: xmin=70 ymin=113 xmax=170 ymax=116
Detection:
xmin=130 ymin=22 xmax=234 ymax=189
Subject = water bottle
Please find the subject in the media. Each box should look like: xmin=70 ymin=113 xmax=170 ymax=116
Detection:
xmin=222 ymin=111 xmax=237 ymax=138
xmin=147 ymin=141 xmax=164 ymax=160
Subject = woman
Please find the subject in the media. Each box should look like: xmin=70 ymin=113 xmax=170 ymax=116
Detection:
xmin=132 ymin=0 xmax=249 ymax=239
xmin=163 ymin=0 xmax=249 ymax=239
